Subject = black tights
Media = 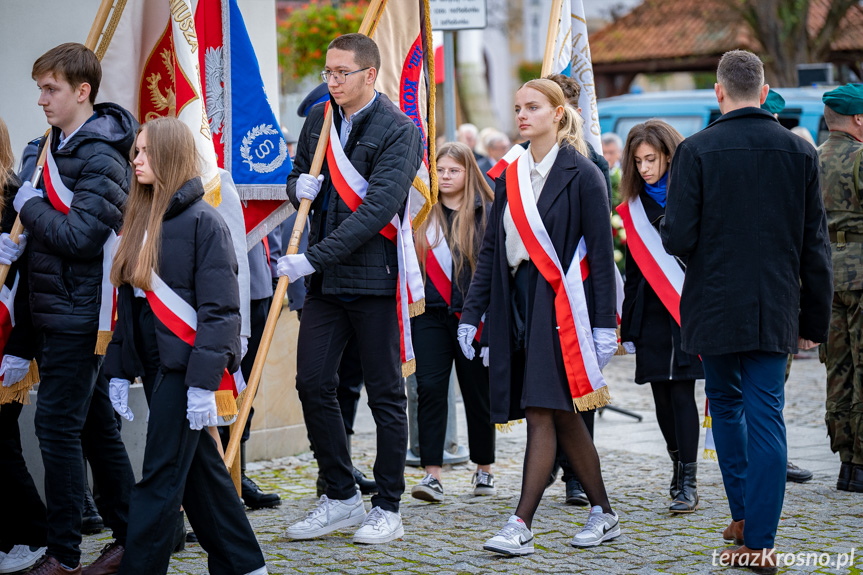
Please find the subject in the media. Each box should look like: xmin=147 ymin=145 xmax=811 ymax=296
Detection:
xmin=515 ymin=407 xmax=611 ymax=528
xmin=650 ymin=380 xmax=699 ymax=464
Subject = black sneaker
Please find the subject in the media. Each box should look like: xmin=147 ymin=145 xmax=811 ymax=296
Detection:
xmin=411 ymin=474 xmax=444 ymax=502
xmin=472 ymin=470 xmax=496 ymax=496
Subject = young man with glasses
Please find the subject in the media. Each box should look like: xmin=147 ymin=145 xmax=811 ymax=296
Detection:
xmin=277 ymin=33 xmax=424 ymax=545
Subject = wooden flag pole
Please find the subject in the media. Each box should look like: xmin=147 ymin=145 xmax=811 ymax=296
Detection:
xmin=0 ymin=0 xmax=119 ymax=288
xmin=541 ymin=0 xmax=564 ymax=77
xmin=224 ymin=0 xmax=387 ymax=472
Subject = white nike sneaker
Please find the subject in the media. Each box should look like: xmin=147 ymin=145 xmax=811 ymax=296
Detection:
xmin=0 ymin=545 xmax=47 ymax=573
xmin=285 ymin=492 xmax=366 ymax=540
xmin=483 ymin=515 xmax=534 ymax=556
xmin=571 ymin=505 xmax=621 ymax=547
xmin=352 ymin=507 xmax=404 ymax=544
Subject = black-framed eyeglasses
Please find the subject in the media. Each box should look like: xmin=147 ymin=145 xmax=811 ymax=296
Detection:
xmin=321 ymin=68 xmax=370 ymax=85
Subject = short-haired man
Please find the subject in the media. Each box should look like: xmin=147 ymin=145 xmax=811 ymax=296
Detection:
xmin=818 ymin=83 xmax=863 ymax=493
xmin=10 ymin=43 xmax=137 ymax=575
xmin=278 ymin=33 xmax=423 ymax=544
xmin=661 ymin=50 xmax=832 ymax=568
xmin=601 ymin=132 xmax=622 ymax=169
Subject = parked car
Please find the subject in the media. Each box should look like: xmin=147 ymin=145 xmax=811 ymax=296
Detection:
xmin=598 ymin=87 xmax=831 ymax=144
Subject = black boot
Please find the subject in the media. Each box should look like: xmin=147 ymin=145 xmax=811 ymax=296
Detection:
xmin=352 ymin=467 xmax=378 ymax=495
xmin=172 ymin=511 xmax=186 ymax=553
xmin=669 ymin=461 xmax=698 ymax=513
xmin=82 ymin=484 xmax=104 ymax=535
xmin=837 ymin=462 xmax=853 ymax=491
xmin=668 ymin=449 xmax=680 ymax=499
xmin=240 ymin=443 xmax=281 ymax=509
xmin=850 ymin=464 xmax=863 ymax=492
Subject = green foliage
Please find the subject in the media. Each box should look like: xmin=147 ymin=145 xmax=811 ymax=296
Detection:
xmin=277 ymin=1 xmax=369 ymax=82
xmin=517 ymin=61 xmax=543 ymax=84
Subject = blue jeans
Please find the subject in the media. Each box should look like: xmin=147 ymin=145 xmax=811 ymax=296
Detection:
xmin=702 ymin=351 xmax=788 ymax=549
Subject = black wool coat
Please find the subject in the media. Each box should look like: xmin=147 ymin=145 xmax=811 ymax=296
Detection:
xmin=461 ymin=145 xmax=617 ymax=423
xmin=661 ymin=107 xmax=833 ymax=355
xmin=20 ymin=103 xmax=137 ymax=334
xmin=620 ymin=192 xmax=703 ymax=384
xmin=287 ymin=94 xmax=423 ymax=296
xmin=105 ymin=179 xmax=241 ymax=391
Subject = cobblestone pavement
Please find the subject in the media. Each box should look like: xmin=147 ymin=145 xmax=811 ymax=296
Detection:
xmin=79 ymin=353 xmax=862 ymax=574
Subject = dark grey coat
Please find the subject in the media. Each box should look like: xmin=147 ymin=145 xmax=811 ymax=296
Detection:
xmin=461 ymin=145 xmax=617 ymax=423
xmin=661 ymin=107 xmax=832 ymax=355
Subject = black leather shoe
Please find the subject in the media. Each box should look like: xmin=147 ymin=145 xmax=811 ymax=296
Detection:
xmin=241 ymin=474 xmax=281 ymax=509
xmin=786 ymin=461 xmax=813 ymax=483
xmin=850 ymin=464 xmax=863 ymax=492
xmin=669 ymin=462 xmax=699 ymax=513
xmin=353 ymin=467 xmax=378 ymax=495
xmin=82 ymin=487 xmax=104 ymax=535
xmin=565 ymin=478 xmax=589 ymax=506
xmin=837 ymin=462 xmax=853 ymax=491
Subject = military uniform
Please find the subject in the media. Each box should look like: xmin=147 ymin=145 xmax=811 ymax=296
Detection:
xmin=818 ymin=128 xmax=863 ymax=470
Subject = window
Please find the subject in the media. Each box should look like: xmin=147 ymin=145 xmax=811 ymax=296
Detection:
xmin=614 ymin=116 xmax=705 ymax=141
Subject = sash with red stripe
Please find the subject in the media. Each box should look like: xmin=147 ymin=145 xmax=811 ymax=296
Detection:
xmin=324 ymin=103 xmax=425 ymax=376
xmin=505 ymin=152 xmax=610 ymax=410
xmin=486 ymin=144 xmax=526 ymax=181
xmin=145 ymin=271 xmax=242 ymax=419
xmin=423 ymin=219 xmax=483 ymax=341
xmin=575 ymin=237 xmax=625 ymax=323
xmin=44 ymin=133 xmax=118 ymax=355
xmin=0 ymin=273 xmax=38 ymax=405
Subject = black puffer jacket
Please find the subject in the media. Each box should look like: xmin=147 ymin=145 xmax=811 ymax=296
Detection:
xmin=105 ymin=178 xmax=241 ymax=391
xmin=287 ymin=94 xmax=423 ymax=296
xmin=20 ymin=103 xmax=137 ymax=334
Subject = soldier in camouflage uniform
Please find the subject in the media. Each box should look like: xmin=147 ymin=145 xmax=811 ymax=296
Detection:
xmin=818 ymin=83 xmax=863 ymax=493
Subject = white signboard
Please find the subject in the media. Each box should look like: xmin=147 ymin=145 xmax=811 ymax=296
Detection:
xmin=429 ymin=0 xmax=487 ymax=30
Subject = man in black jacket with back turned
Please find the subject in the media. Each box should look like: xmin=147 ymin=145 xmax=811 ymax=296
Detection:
xmin=277 ymin=33 xmax=423 ymax=545
xmin=661 ymin=50 xmax=832 ymax=570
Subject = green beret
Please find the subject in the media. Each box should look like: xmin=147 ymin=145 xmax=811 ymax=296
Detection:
xmin=761 ymin=89 xmax=785 ymax=114
xmin=823 ymin=84 xmax=863 ymax=115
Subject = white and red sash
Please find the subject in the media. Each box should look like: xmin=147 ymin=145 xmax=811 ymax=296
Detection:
xmin=44 ymin=133 xmax=118 ymax=354
xmin=486 ymin=145 xmax=526 ymax=181
xmin=574 ymin=237 xmax=625 ymax=322
xmin=505 ymin=153 xmax=610 ymax=410
xmin=423 ymin=219 xmax=483 ymax=341
xmin=324 ymin=103 xmax=425 ymax=376
xmin=0 ymin=273 xmax=39 ymax=405
xmin=145 ymin=271 xmax=241 ymax=418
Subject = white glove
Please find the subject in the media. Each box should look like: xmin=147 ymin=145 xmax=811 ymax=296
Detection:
xmin=109 ymin=378 xmax=134 ymax=421
xmin=239 ymin=335 xmax=249 ymax=360
xmin=0 ymin=233 xmax=27 ymax=265
xmin=593 ymin=327 xmax=619 ymax=370
xmin=457 ymin=324 xmax=477 ymax=360
xmin=622 ymin=341 xmax=636 ymax=354
xmin=480 ymin=346 xmax=489 ymax=367
xmin=0 ymin=355 xmax=31 ymax=387
xmin=13 ymin=181 xmax=42 ymax=213
xmin=276 ymin=253 xmax=315 ymax=282
xmin=296 ymin=173 xmax=324 ymax=203
xmin=186 ymin=387 xmax=219 ymax=430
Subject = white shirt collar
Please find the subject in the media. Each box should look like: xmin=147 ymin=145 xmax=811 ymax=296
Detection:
xmin=527 ymin=142 xmax=559 ymax=178
xmin=58 ymin=113 xmax=96 ymax=149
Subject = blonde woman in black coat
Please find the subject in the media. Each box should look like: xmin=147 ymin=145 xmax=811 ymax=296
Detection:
xmin=460 ymin=79 xmax=619 ymax=555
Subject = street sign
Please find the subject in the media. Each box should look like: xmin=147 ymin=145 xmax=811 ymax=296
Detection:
xmin=429 ymin=0 xmax=487 ymax=31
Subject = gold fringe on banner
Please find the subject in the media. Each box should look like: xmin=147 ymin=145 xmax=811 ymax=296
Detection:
xmin=203 ymin=174 xmax=222 ymax=208
xmin=0 ymin=360 xmax=40 ymax=405
xmin=495 ymin=419 xmax=524 ymax=433
xmin=401 ymin=358 xmax=416 ymax=378
xmin=409 ymin=299 xmax=425 ymax=318
xmin=215 ymin=389 xmax=238 ymax=418
xmin=703 ymin=448 xmax=718 ymax=461
xmin=572 ymin=385 xmax=611 ymax=412
xmin=94 ymin=330 xmax=113 ymax=355
xmin=703 ymin=415 xmax=712 ymax=428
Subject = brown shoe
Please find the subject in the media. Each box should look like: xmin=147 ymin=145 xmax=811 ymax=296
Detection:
xmin=722 ymin=519 xmax=744 ymax=544
xmin=81 ymin=542 xmax=124 ymax=575
xmin=28 ymin=555 xmax=82 ymax=575
xmin=719 ymin=545 xmax=778 ymax=572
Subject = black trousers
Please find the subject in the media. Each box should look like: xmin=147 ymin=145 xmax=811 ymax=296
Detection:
xmin=413 ymin=308 xmax=495 ymax=467
xmin=120 ymin=300 xmax=264 ymax=575
xmin=35 ymin=331 xmax=133 ymax=567
xmin=0 ymin=401 xmax=47 ymax=551
xmin=296 ymin=292 xmax=407 ymax=512
xmin=336 ymin=334 xmax=364 ymax=436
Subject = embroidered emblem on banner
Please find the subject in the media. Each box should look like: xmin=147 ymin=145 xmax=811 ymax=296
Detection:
xmin=240 ymin=124 xmax=287 ymax=173
xmin=204 ymin=46 xmax=225 ymax=136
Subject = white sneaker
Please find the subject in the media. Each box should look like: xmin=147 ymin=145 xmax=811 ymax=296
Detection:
xmin=0 ymin=545 xmax=47 ymax=573
xmin=483 ymin=515 xmax=534 ymax=556
xmin=352 ymin=507 xmax=404 ymax=544
xmin=285 ymin=493 xmax=366 ymax=540
xmin=571 ymin=505 xmax=620 ymax=547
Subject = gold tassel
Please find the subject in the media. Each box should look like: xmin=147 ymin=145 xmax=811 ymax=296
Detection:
xmin=94 ymin=330 xmax=113 ymax=355
xmin=702 ymin=448 xmax=718 ymax=461
xmin=215 ymin=389 xmax=238 ymax=418
xmin=0 ymin=360 xmax=40 ymax=405
xmin=572 ymin=385 xmax=612 ymax=412
xmin=703 ymin=415 xmax=712 ymax=428
xmin=401 ymin=358 xmax=416 ymax=378
xmin=495 ymin=419 xmax=524 ymax=433
xmin=408 ymin=299 xmax=425 ymax=318
xmin=203 ymin=174 xmax=222 ymax=208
